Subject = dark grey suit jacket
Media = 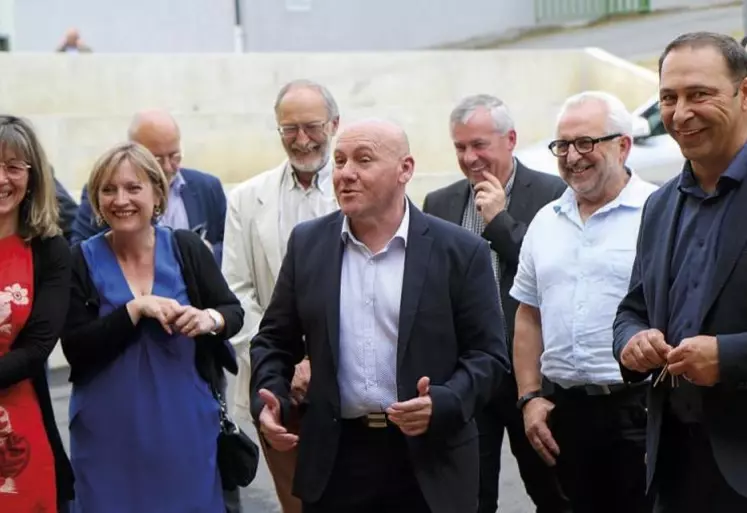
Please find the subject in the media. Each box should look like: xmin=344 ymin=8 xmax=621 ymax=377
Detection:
xmin=614 ymin=175 xmax=747 ymax=496
xmin=250 ymin=204 xmax=510 ymax=513
xmin=422 ymin=160 xmax=567 ymax=354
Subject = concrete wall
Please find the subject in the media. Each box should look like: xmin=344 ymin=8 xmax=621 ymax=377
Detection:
xmin=0 ymin=49 xmax=657 ymax=202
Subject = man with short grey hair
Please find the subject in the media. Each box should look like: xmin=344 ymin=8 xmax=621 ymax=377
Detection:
xmin=223 ymin=79 xmax=339 ymax=513
xmin=512 ymin=90 xmax=657 ymax=513
xmin=423 ymin=94 xmax=569 ymax=513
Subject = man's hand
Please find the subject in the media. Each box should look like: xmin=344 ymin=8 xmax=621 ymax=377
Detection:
xmin=523 ymin=397 xmax=560 ymax=466
xmin=474 ymin=172 xmax=507 ymax=225
xmin=257 ymin=389 xmax=298 ymax=451
xmin=620 ymin=329 xmax=672 ymax=373
xmin=386 ymin=377 xmax=432 ymax=436
xmin=667 ymin=335 xmax=720 ymax=386
xmin=290 ymin=359 xmax=311 ymax=405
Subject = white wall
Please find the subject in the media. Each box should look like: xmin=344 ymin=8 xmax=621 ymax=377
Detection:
xmin=240 ymin=0 xmax=535 ymax=51
xmin=11 ymin=0 xmax=236 ymax=52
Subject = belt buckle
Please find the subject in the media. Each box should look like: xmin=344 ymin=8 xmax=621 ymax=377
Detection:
xmin=365 ymin=412 xmax=387 ymax=429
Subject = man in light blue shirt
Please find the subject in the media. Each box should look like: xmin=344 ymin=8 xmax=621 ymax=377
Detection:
xmin=510 ymin=91 xmax=657 ymax=513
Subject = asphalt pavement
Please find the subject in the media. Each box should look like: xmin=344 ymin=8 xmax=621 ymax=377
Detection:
xmin=495 ymin=3 xmax=743 ymax=62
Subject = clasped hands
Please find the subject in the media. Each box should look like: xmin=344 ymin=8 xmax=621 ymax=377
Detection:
xmin=126 ymin=295 xmax=216 ymax=338
xmin=620 ymin=329 xmax=720 ymax=386
xmin=258 ymin=376 xmax=433 ymax=452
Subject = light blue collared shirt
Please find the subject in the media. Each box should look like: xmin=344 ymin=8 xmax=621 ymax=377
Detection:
xmin=160 ymin=171 xmax=190 ymax=231
xmin=338 ymin=201 xmax=410 ymax=418
xmin=509 ymin=173 xmax=657 ymax=387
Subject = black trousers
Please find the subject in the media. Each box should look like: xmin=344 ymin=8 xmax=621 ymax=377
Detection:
xmin=303 ymin=419 xmax=430 ymax=513
xmin=548 ymin=382 xmax=652 ymax=513
xmin=477 ymin=377 xmax=571 ymax=513
xmin=654 ymin=415 xmax=747 ymax=513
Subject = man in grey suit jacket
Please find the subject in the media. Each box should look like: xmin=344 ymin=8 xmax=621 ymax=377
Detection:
xmin=423 ymin=95 xmax=569 ymax=513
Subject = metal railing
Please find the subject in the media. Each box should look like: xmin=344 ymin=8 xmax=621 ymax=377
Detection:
xmin=534 ymin=0 xmax=651 ymax=25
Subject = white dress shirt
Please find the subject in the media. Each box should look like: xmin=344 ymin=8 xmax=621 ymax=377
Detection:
xmin=338 ymin=201 xmax=410 ymax=418
xmin=278 ymin=161 xmax=333 ymax=258
xmin=510 ymin=173 xmax=657 ymax=387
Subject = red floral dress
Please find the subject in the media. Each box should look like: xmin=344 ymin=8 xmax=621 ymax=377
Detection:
xmin=0 ymin=235 xmax=56 ymax=512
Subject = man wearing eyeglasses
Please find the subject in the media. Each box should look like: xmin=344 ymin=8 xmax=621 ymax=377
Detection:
xmin=222 ymin=79 xmax=339 ymax=513
xmin=70 ymin=109 xmax=227 ymax=263
xmin=511 ymin=91 xmax=657 ymax=513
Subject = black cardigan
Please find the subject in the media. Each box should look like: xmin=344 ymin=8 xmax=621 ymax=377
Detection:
xmin=61 ymin=229 xmax=242 ymax=387
xmin=3 ymin=235 xmax=75 ymax=503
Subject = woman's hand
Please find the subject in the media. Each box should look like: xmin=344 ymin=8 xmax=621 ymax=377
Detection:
xmin=126 ymin=295 xmax=182 ymax=334
xmin=172 ymin=307 xmax=216 ymax=338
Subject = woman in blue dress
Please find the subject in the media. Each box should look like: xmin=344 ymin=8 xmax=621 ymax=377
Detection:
xmin=61 ymin=142 xmax=243 ymax=513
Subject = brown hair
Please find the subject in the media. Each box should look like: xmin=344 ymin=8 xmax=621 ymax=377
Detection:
xmin=0 ymin=116 xmax=61 ymax=241
xmin=87 ymin=142 xmax=169 ymax=225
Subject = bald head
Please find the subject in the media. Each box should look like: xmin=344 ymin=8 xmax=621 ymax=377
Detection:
xmin=337 ymin=119 xmax=410 ymax=158
xmin=333 ymin=118 xmax=415 ymax=223
xmin=127 ymin=109 xmax=182 ymax=182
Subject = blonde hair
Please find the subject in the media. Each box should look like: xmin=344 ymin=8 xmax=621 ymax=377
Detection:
xmin=0 ymin=116 xmax=61 ymax=241
xmin=87 ymin=142 xmax=169 ymax=225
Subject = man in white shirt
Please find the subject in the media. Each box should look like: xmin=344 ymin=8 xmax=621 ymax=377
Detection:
xmin=511 ymin=91 xmax=657 ymax=513
xmin=222 ymin=79 xmax=339 ymax=513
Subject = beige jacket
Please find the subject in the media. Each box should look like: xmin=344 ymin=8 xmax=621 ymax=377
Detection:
xmin=221 ymin=161 xmax=337 ymax=420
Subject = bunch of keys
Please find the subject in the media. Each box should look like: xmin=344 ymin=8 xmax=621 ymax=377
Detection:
xmin=653 ymin=363 xmax=679 ymax=388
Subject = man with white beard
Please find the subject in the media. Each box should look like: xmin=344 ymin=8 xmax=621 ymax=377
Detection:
xmin=222 ymin=79 xmax=339 ymax=513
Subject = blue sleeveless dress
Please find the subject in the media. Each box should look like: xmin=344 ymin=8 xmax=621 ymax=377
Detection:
xmin=69 ymin=227 xmax=224 ymax=513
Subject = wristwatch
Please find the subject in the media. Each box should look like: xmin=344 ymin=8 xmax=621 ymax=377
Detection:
xmin=516 ymin=390 xmax=542 ymax=411
xmin=206 ymin=308 xmax=223 ymax=335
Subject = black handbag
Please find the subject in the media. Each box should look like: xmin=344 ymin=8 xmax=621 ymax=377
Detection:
xmin=212 ymin=384 xmax=260 ymax=490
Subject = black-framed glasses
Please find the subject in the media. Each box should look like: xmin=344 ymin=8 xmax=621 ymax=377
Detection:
xmin=277 ymin=120 xmax=329 ymax=140
xmin=0 ymin=160 xmax=31 ymax=179
xmin=548 ymin=133 xmax=622 ymax=157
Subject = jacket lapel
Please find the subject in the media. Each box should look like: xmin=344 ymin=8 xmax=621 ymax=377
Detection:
xmin=443 ymin=181 xmax=470 ymax=225
xmin=325 ymin=214 xmax=345 ymax=371
xmin=396 ymin=204 xmax=433 ymax=368
xmin=699 ymin=181 xmax=747 ymax=327
xmin=652 ymin=188 xmax=683 ymax=334
xmin=180 ymin=176 xmax=202 ymax=228
xmin=506 ymin=161 xmax=532 ymax=220
xmin=255 ymin=164 xmax=287 ymax=278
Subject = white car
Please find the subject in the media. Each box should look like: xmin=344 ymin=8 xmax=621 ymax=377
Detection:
xmin=515 ymin=96 xmax=684 ymax=185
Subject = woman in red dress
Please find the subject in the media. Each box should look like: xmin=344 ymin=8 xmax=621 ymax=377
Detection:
xmin=0 ymin=116 xmax=74 ymax=512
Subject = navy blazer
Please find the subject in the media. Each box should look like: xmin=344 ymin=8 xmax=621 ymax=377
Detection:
xmin=250 ymin=202 xmax=510 ymax=513
xmin=422 ymin=160 xmax=566 ymax=354
xmin=70 ymin=168 xmax=227 ymax=263
xmin=613 ymin=175 xmax=747 ymax=496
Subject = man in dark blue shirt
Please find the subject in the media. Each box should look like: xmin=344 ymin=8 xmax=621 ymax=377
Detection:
xmin=614 ymin=32 xmax=747 ymax=513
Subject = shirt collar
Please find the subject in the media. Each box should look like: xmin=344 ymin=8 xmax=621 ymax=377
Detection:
xmin=341 ymin=199 xmax=410 ymax=248
xmin=677 ymin=141 xmax=747 ymax=193
xmin=169 ymin=170 xmax=186 ymax=194
xmin=285 ymin=158 xmax=333 ymax=192
xmin=553 ymin=167 xmax=646 ymax=215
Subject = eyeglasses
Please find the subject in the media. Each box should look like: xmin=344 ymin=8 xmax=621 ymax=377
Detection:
xmin=277 ymin=121 xmax=328 ymax=140
xmin=0 ymin=160 xmax=31 ymax=179
xmin=548 ymin=133 xmax=622 ymax=157
xmin=152 ymin=151 xmax=182 ymax=168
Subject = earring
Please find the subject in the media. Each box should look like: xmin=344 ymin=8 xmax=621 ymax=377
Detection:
xmin=94 ymin=215 xmax=105 ymax=226
xmin=153 ymin=206 xmax=162 ymax=217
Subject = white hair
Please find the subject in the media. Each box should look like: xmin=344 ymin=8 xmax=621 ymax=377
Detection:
xmin=555 ymin=90 xmax=633 ymax=137
xmin=450 ymin=94 xmax=514 ymax=135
